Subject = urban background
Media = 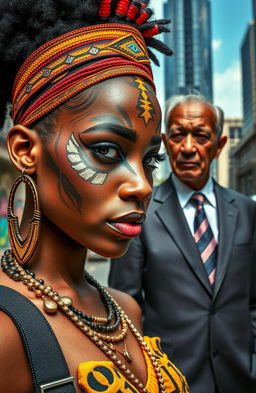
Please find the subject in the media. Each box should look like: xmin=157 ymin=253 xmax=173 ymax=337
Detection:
xmin=0 ymin=0 xmax=256 ymax=253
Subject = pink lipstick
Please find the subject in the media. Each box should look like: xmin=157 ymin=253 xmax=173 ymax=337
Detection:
xmin=106 ymin=222 xmax=142 ymax=237
xmin=106 ymin=212 xmax=145 ymax=237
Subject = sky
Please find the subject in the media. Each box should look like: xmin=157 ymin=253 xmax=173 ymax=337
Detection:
xmin=151 ymin=0 xmax=253 ymax=118
xmin=211 ymin=0 xmax=253 ymax=118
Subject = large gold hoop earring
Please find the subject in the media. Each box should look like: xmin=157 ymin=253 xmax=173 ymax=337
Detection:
xmin=7 ymin=172 xmax=40 ymax=265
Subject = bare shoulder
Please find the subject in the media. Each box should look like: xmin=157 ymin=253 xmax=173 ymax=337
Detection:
xmin=0 ymin=310 xmax=33 ymax=393
xmin=106 ymin=287 xmax=143 ymax=332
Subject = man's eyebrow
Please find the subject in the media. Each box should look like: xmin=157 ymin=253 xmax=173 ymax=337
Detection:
xmin=169 ymin=126 xmax=211 ymax=132
xmin=81 ymin=123 xmax=137 ymax=142
xmin=168 ymin=126 xmax=184 ymax=132
xmin=194 ymin=127 xmax=211 ymax=132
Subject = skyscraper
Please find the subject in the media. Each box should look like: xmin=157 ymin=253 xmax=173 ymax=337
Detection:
xmin=231 ymin=0 xmax=256 ymax=196
xmin=163 ymin=0 xmax=213 ymax=101
xmin=241 ymin=17 xmax=256 ymax=136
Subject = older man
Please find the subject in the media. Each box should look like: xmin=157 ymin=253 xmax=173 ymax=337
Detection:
xmin=109 ymin=94 xmax=256 ymax=393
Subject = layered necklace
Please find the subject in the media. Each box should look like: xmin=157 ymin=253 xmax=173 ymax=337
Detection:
xmin=1 ymin=249 xmax=167 ymax=393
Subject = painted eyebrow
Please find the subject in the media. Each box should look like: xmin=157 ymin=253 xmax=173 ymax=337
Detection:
xmin=91 ymin=115 xmax=126 ymax=125
xmin=150 ymin=136 xmax=162 ymax=146
xmin=81 ymin=123 xmax=137 ymax=142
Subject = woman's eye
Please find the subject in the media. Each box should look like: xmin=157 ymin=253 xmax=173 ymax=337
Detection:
xmin=144 ymin=153 xmax=165 ymax=168
xmin=86 ymin=142 xmax=123 ymax=162
xmin=95 ymin=146 xmax=119 ymax=159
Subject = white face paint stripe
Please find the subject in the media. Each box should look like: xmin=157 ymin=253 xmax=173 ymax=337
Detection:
xmin=71 ymin=162 xmax=86 ymax=171
xmin=79 ymin=168 xmax=96 ymax=180
xmin=67 ymin=140 xmax=78 ymax=154
xmin=71 ymin=134 xmax=79 ymax=147
xmin=66 ymin=133 xmax=109 ymax=185
xmin=68 ymin=154 xmax=81 ymax=163
xmin=91 ymin=172 xmax=108 ymax=184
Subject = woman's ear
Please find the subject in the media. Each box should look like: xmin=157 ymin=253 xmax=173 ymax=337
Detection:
xmin=7 ymin=124 xmax=41 ymax=175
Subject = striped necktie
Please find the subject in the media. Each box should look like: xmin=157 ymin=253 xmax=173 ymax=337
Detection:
xmin=190 ymin=193 xmax=217 ymax=285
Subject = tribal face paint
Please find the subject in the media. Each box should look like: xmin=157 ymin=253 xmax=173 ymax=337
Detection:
xmin=67 ymin=133 xmax=109 ymax=185
xmin=134 ymin=77 xmax=155 ymax=126
xmin=35 ymin=76 xmax=163 ymax=257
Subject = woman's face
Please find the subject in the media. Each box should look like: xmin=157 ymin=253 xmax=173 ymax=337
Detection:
xmin=35 ymin=76 xmax=162 ymax=257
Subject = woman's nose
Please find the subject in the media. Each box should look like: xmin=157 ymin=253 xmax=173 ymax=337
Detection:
xmin=118 ymin=167 xmax=152 ymax=203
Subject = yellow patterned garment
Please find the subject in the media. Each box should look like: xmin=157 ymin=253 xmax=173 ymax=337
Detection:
xmin=78 ymin=336 xmax=189 ymax=393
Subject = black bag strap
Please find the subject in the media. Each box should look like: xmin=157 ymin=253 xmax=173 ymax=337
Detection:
xmin=0 ymin=285 xmax=77 ymax=393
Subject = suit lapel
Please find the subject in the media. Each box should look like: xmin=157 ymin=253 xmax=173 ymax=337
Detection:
xmin=213 ymin=183 xmax=238 ymax=299
xmin=154 ymin=177 xmax=212 ymax=295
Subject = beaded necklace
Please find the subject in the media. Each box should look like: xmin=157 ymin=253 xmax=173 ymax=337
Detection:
xmin=1 ymin=249 xmax=167 ymax=393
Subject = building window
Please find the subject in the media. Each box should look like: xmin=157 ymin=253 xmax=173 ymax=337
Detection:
xmin=229 ymin=126 xmax=242 ymax=140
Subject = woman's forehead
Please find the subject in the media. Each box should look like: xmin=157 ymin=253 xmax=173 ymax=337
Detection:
xmin=54 ymin=76 xmax=161 ymax=127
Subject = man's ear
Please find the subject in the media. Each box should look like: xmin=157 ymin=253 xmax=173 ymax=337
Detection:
xmin=162 ymin=132 xmax=171 ymax=156
xmin=215 ymin=135 xmax=227 ymax=159
xmin=7 ymin=125 xmax=41 ymax=175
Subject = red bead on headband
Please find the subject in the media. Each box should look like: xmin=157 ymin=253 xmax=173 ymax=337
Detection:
xmin=144 ymin=24 xmax=160 ymax=38
xmin=126 ymin=1 xmax=140 ymax=21
xmin=135 ymin=8 xmax=153 ymax=25
xmin=140 ymin=0 xmax=149 ymax=8
xmin=98 ymin=0 xmax=166 ymax=40
xmin=98 ymin=0 xmax=111 ymax=18
xmin=115 ymin=0 xmax=130 ymax=17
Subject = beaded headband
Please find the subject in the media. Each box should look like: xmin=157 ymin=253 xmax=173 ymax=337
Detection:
xmin=12 ymin=23 xmax=154 ymax=126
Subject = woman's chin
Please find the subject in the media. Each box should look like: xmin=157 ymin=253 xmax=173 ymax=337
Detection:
xmin=89 ymin=239 xmax=131 ymax=259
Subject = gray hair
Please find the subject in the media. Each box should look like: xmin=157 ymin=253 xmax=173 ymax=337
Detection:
xmin=164 ymin=93 xmax=224 ymax=138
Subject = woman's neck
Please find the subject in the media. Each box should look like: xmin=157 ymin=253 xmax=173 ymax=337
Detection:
xmin=21 ymin=207 xmax=88 ymax=291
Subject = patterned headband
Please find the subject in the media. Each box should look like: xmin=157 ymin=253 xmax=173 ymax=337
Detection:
xmin=12 ymin=23 xmax=154 ymax=126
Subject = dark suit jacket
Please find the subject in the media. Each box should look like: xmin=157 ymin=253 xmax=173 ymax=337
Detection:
xmin=109 ymin=175 xmax=256 ymax=393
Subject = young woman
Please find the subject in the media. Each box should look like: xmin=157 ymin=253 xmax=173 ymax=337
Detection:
xmin=0 ymin=1 xmax=189 ymax=392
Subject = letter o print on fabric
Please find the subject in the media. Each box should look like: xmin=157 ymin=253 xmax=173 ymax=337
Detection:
xmin=87 ymin=366 xmax=114 ymax=391
xmin=79 ymin=363 xmax=141 ymax=393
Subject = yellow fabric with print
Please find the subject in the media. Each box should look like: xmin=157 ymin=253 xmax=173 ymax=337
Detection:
xmin=78 ymin=336 xmax=189 ymax=393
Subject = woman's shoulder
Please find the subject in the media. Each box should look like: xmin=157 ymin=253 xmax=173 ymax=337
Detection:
xmin=0 ymin=309 xmax=33 ymax=393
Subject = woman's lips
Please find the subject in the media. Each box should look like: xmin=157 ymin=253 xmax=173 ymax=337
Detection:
xmin=106 ymin=221 xmax=142 ymax=237
xmin=106 ymin=212 xmax=145 ymax=237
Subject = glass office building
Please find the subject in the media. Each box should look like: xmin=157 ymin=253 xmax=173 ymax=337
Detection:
xmin=241 ymin=20 xmax=256 ymax=136
xmin=163 ymin=0 xmax=213 ymax=101
xmin=241 ymin=0 xmax=256 ymax=137
xmin=232 ymin=0 xmax=256 ymax=196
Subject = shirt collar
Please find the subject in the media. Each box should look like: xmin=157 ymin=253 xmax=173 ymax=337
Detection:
xmin=172 ymin=173 xmax=216 ymax=209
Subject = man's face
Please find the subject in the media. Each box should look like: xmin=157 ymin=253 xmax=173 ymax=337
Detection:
xmin=162 ymin=101 xmax=227 ymax=190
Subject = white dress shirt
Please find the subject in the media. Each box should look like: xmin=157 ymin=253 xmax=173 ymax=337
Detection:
xmin=172 ymin=174 xmax=219 ymax=242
